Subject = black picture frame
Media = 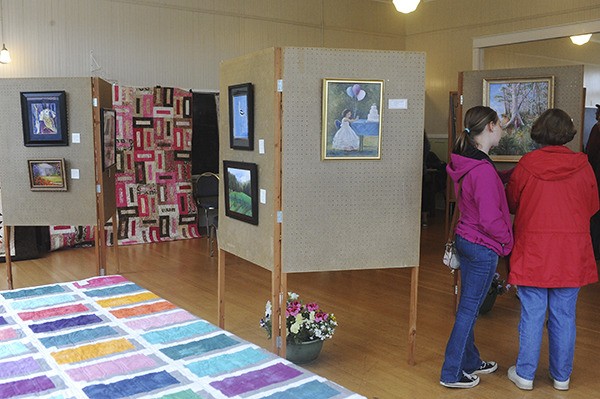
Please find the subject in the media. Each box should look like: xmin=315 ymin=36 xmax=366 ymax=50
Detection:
xmin=228 ymin=83 xmax=254 ymax=150
xmin=223 ymin=160 xmax=258 ymax=225
xmin=20 ymin=91 xmax=68 ymax=146
xmin=100 ymin=108 xmax=117 ymax=170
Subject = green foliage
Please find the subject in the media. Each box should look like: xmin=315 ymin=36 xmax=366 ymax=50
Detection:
xmin=325 ymin=82 xmax=380 ymax=142
xmin=491 ymin=127 xmax=540 ymax=156
xmin=227 ymin=172 xmax=252 ymax=196
xmin=228 ymin=191 xmax=252 ymax=216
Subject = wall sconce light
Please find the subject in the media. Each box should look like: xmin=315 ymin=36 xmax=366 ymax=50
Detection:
xmin=392 ymin=0 xmax=421 ymax=14
xmin=570 ymin=34 xmax=592 ymax=46
xmin=0 ymin=0 xmax=10 ymax=64
xmin=0 ymin=44 xmax=11 ymax=64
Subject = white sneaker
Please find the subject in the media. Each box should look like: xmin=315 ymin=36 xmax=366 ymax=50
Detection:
xmin=550 ymin=375 xmax=570 ymax=391
xmin=508 ymin=366 xmax=533 ymax=390
xmin=440 ymin=371 xmax=480 ymax=389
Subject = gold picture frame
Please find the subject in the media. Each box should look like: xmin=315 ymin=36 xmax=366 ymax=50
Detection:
xmin=321 ymin=79 xmax=384 ymax=160
xmin=483 ymin=76 xmax=555 ymax=162
xmin=27 ymin=158 xmax=67 ymax=191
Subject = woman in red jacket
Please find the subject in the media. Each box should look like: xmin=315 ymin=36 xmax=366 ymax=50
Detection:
xmin=505 ymin=109 xmax=599 ymax=391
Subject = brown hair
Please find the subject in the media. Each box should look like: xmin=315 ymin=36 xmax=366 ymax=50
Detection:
xmin=530 ymin=108 xmax=576 ymax=146
xmin=453 ymin=106 xmax=499 ymax=154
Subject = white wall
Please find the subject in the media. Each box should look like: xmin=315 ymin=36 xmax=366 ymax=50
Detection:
xmin=0 ymin=0 xmax=405 ymax=90
xmin=1 ymin=0 xmax=599 ymax=141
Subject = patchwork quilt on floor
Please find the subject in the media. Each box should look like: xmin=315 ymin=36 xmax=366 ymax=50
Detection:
xmin=0 ymin=276 xmax=364 ymax=398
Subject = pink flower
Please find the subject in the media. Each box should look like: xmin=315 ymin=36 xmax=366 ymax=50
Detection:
xmin=314 ymin=311 xmax=328 ymax=322
xmin=306 ymin=302 xmax=319 ymax=312
xmin=286 ymin=300 xmax=302 ymax=317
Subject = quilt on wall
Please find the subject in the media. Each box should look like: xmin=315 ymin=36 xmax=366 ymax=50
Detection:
xmin=111 ymin=86 xmax=200 ymax=245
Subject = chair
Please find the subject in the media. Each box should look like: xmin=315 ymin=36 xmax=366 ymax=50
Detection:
xmin=192 ymin=172 xmax=219 ymax=256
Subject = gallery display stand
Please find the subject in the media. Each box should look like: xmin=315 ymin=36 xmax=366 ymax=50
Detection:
xmin=1 ymin=77 xmax=118 ymax=289
xmin=217 ymin=47 xmax=425 ymax=366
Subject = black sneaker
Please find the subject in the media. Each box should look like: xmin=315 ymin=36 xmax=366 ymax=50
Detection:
xmin=472 ymin=361 xmax=498 ymax=375
xmin=440 ymin=372 xmax=480 ymax=389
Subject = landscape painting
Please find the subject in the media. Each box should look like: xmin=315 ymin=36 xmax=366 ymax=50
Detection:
xmin=223 ymin=161 xmax=258 ymax=225
xmin=483 ymin=76 xmax=554 ymax=161
xmin=28 ymin=159 xmax=67 ymax=191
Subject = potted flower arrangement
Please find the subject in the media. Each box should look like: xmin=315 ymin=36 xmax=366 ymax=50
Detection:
xmin=479 ymin=273 xmax=511 ymax=314
xmin=260 ymin=292 xmax=337 ymax=364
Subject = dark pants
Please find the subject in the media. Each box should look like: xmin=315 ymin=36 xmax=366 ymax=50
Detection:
xmin=591 ymin=211 xmax=600 ymax=259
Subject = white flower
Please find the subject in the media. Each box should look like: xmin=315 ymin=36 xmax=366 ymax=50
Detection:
xmin=290 ymin=313 xmax=304 ymax=334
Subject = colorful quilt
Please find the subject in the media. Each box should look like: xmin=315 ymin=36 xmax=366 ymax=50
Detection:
xmin=110 ymin=86 xmax=200 ymax=246
xmin=0 ymin=276 xmax=364 ymax=399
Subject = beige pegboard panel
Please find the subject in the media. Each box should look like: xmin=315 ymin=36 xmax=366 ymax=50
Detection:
xmin=280 ymin=47 xmax=425 ymax=273
xmin=0 ymin=77 xmax=97 ymax=226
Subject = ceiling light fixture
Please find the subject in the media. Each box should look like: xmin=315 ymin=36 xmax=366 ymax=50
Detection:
xmin=392 ymin=0 xmax=421 ymax=14
xmin=0 ymin=0 xmax=10 ymax=64
xmin=570 ymin=34 xmax=592 ymax=46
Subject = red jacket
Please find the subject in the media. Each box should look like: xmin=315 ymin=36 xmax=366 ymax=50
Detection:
xmin=506 ymin=146 xmax=599 ymax=288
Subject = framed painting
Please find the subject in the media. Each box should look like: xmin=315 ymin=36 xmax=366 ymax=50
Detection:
xmin=483 ymin=76 xmax=554 ymax=161
xmin=321 ymin=79 xmax=384 ymax=160
xmin=27 ymin=159 xmax=67 ymax=191
xmin=228 ymin=83 xmax=254 ymax=150
xmin=101 ymin=108 xmax=117 ymax=170
xmin=223 ymin=161 xmax=258 ymax=225
xmin=20 ymin=91 xmax=68 ymax=147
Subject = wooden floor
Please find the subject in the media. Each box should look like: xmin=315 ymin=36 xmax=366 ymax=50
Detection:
xmin=2 ymin=217 xmax=599 ymax=398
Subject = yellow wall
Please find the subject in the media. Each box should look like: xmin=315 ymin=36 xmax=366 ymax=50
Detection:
xmin=404 ymin=0 xmax=600 ymax=137
xmin=1 ymin=0 xmax=599 ymax=148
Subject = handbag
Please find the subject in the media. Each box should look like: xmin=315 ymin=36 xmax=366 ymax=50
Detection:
xmin=443 ymin=239 xmax=460 ymax=270
xmin=443 ymin=180 xmax=462 ymax=270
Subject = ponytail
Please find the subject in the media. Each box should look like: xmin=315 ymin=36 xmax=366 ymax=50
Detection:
xmin=453 ymin=106 xmax=498 ymax=155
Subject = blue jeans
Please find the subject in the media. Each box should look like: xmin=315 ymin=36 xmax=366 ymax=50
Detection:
xmin=515 ymin=286 xmax=579 ymax=382
xmin=440 ymin=235 xmax=498 ymax=383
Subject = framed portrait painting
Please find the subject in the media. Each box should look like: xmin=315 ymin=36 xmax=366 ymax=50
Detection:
xmin=228 ymin=83 xmax=254 ymax=150
xmin=27 ymin=159 xmax=67 ymax=191
xmin=321 ymin=79 xmax=384 ymax=160
xmin=483 ymin=76 xmax=554 ymax=161
xmin=223 ymin=161 xmax=258 ymax=225
xmin=101 ymin=108 xmax=117 ymax=170
xmin=20 ymin=91 xmax=68 ymax=146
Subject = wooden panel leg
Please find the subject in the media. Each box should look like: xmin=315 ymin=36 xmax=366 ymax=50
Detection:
xmin=5 ymin=225 xmax=13 ymax=290
xmin=218 ymin=248 xmax=225 ymax=329
xmin=408 ymin=266 xmax=418 ymax=365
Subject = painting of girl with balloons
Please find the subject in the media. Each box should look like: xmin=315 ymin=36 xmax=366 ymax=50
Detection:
xmin=321 ymin=79 xmax=383 ymax=160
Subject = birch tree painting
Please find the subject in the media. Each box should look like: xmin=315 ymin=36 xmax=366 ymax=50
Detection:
xmin=483 ymin=77 xmax=554 ymax=161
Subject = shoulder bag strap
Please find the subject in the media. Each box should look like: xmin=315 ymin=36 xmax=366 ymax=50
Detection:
xmin=447 ymin=179 xmax=463 ymax=241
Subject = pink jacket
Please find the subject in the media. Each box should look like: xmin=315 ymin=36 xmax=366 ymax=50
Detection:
xmin=506 ymin=146 xmax=599 ymax=287
xmin=447 ymin=154 xmax=513 ymax=256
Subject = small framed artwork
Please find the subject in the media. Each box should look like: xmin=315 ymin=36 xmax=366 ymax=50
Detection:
xmin=20 ymin=91 xmax=68 ymax=146
xmin=228 ymin=83 xmax=254 ymax=150
xmin=101 ymin=108 xmax=117 ymax=170
xmin=322 ymin=79 xmax=384 ymax=160
xmin=223 ymin=160 xmax=258 ymax=225
xmin=27 ymin=159 xmax=67 ymax=191
xmin=483 ymin=76 xmax=555 ymax=162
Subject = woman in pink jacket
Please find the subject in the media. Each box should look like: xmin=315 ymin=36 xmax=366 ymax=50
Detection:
xmin=440 ymin=106 xmax=514 ymax=389
xmin=506 ymin=108 xmax=599 ymax=391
